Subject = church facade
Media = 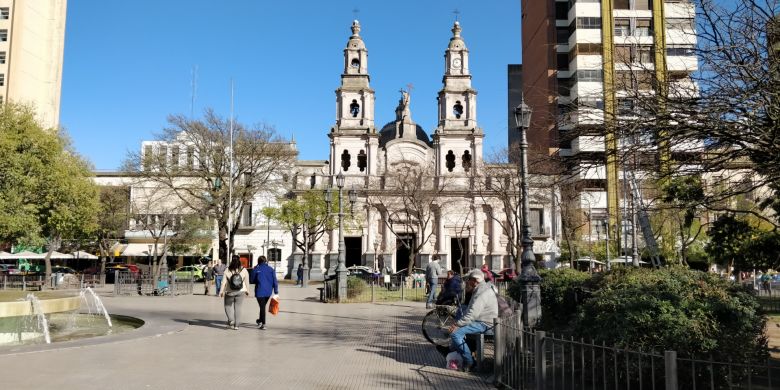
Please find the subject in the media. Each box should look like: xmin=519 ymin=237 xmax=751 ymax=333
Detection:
xmin=288 ymin=21 xmax=562 ymax=277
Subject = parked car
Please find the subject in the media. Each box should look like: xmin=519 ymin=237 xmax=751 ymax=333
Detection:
xmin=170 ymin=266 xmax=204 ymax=281
xmin=0 ymin=264 xmax=11 ymax=275
xmin=86 ymin=262 xmax=141 ymax=283
xmin=3 ymin=265 xmax=21 ymax=275
xmin=51 ymin=266 xmax=78 ymax=274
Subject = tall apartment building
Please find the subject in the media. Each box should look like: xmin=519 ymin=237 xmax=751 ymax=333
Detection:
xmin=0 ymin=0 xmax=67 ymax=129
xmin=522 ymin=0 xmax=698 ymax=250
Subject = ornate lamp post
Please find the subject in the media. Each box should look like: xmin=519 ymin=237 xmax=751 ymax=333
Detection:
xmin=302 ymin=210 xmax=311 ymax=287
xmin=324 ymin=172 xmax=357 ymax=302
xmin=514 ymin=95 xmax=542 ymax=328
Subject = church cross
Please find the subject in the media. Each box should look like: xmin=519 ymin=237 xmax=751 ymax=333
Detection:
xmin=352 ymin=7 xmax=360 ymax=20
xmin=453 ymin=8 xmax=460 ymax=22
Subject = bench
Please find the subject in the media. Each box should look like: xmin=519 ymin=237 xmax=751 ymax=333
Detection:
xmin=467 ymin=328 xmax=495 ymax=371
xmin=24 ymin=280 xmax=45 ymax=291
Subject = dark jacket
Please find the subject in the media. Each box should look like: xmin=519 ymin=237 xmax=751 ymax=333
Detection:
xmin=436 ymin=274 xmax=463 ymax=305
xmin=296 ymin=265 xmax=304 ymax=279
xmin=250 ymin=263 xmax=279 ymax=298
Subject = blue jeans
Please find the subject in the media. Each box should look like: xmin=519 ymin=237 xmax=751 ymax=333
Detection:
xmin=215 ymin=275 xmax=224 ymax=295
xmin=450 ymin=321 xmax=490 ymax=366
xmin=426 ymin=280 xmax=438 ymax=306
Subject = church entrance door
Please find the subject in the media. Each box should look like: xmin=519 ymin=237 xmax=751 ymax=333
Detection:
xmin=345 ymin=237 xmax=362 ymax=268
xmin=395 ymin=234 xmax=417 ymax=271
xmin=450 ymin=238 xmax=469 ymax=275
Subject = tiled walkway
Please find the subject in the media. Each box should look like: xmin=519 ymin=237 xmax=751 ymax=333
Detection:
xmin=0 ymin=284 xmax=492 ymax=389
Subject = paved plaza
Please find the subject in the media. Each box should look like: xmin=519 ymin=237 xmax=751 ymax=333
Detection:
xmin=0 ymin=284 xmax=491 ymax=389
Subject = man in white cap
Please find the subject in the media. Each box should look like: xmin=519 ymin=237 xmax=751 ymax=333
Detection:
xmin=448 ymin=268 xmax=498 ymax=372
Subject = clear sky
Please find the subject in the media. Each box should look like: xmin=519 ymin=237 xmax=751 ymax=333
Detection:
xmin=60 ymin=1 xmax=521 ymax=170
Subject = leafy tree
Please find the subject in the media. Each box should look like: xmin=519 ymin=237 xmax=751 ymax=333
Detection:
xmin=0 ymin=103 xmax=100 ymax=283
xmin=705 ymin=214 xmax=755 ymax=275
xmin=123 ymin=109 xmax=295 ymax=263
xmin=95 ymin=186 xmax=130 ymax=276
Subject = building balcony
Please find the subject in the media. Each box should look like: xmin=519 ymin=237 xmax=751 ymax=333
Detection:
xmin=571 ymin=135 xmax=606 ymax=154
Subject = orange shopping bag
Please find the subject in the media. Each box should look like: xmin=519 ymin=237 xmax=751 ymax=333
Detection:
xmin=269 ymin=294 xmax=280 ymax=316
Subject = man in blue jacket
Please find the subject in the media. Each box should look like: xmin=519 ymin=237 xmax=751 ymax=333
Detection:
xmin=250 ymin=256 xmax=278 ymax=330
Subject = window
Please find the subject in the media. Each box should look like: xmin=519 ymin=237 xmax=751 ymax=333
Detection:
xmin=555 ymin=2 xmax=568 ymax=20
xmin=557 ymin=53 xmax=569 ymax=71
xmin=529 ymin=209 xmax=544 ymax=236
xmin=577 ymin=97 xmax=604 ymax=109
xmin=461 ymin=150 xmax=472 ymax=172
xmin=0 ymin=30 xmax=6 ymax=42
xmin=349 ymin=99 xmax=360 ymax=118
xmin=615 ymin=45 xmax=631 ymax=63
xmin=576 ymin=17 xmax=601 ymax=29
xmin=614 ymin=19 xmax=630 ymax=36
xmin=350 ymin=58 xmax=360 ymax=68
xmin=357 ymin=149 xmax=367 ymax=172
xmin=0 ymin=74 xmax=4 ymax=87
xmin=268 ymin=248 xmax=282 ymax=263
xmin=613 ymin=0 xmax=629 ymax=9
xmin=667 ymin=45 xmax=695 ymax=56
xmin=243 ymin=172 xmax=252 ymax=186
xmin=453 ymin=101 xmax=464 ymax=119
xmin=635 ymin=19 xmax=652 ymax=36
xmin=558 ymin=77 xmax=573 ymax=97
xmin=638 ymin=46 xmax=653 ymax=63
xmin=310 ymin=175 xmax=316 ymax=189
xmin=143 ymin=145 xmax=153 ymax=171
xmin=170 ymin=146 xmax=179 ymax=169
xmin=617 ymin=98 xmax=635 ymax=114
xmin=556 ymin=28 xmax=570 ymax=45
xmin=666 ymin=18 xmax=694 ymax=30
xmin=0 ymin=8 xmax=7 ymax=19
xmin=634 ymin=0 xmax=650 ymax=10
xmin=0 ymin=52 xmax=5 ymax=64
xmin=242 ymin=203 xmax=253 ymax=227
xmin=157 ymin=146 xmax=167 ymax=169
xmin=445 ymin=150 xmax=455 ymax=172
xmin=576 ymin=69 xmax=602 ymax=82
xmin=186 ymin=146 xmax=195 ymax=170
xmin=341 ymin=149 xmax=351 ymax=171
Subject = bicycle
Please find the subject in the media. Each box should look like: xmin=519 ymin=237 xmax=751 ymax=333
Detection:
xmin=421 ymin=300 xmax=463 ymax=347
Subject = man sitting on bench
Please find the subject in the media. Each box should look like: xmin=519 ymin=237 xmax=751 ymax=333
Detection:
xmin=448 ymin=269 xmax=498 ymax=372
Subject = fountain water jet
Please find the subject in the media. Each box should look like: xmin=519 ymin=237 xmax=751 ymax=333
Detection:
xmin=26 ymin=294 xmax=52 ymax=344
xmin=79 ymin=287 xmax=112 ymax=328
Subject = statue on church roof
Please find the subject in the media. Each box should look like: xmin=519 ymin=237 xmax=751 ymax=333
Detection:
xmin=395 ymin=89 xmax=411 ymax=121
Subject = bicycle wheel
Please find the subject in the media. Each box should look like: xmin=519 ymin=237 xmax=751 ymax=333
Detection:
xmin=422 ymin=306 xmax=457 ymax=347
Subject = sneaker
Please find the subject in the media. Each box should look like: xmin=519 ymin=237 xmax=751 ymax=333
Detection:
xmin=259 ymin=324 xmax=266 ymax=330
xmin=227 ymin=321 xmax=234 ymax=329
xmin=255 ymin=322 xmax=263 ymax=329
xmin=462 ymin=362 xmax=475 ymax=373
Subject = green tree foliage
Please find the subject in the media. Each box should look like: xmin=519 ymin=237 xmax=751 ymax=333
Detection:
xmin=573 ymin=267 xmax=766 ymax=364
xmin=96 ymin=186 xmax=130 ymax=274
xmin=0 ymin=104 xmax=100 ymax=282
xmin=705 ymin=214 xmax=754 ymax=273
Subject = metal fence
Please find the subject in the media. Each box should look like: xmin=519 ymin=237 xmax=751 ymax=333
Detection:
xmin=113 ymin=270 xmax=194 ymax=296
xmin=321 ymin=277 xmax=514 ymax=303
xmin=1 ymin=274 xmax=104 ymax=290
xmin=493 ymin=313 xmax=780 ymax=390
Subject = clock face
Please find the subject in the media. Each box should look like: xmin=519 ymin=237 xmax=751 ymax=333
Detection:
xmin=452 ymin=58 xmax=462 ymax=69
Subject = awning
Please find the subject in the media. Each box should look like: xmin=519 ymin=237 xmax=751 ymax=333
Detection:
xmin=120 ymin=244 xmax=204 ymax=257
xmin=71 ymin=250 xmax=99 ymax=260
xmin=49 ymin=251 xmax=74 ymax=259
xmin=0 ymin=250 xmax=45 ymax=259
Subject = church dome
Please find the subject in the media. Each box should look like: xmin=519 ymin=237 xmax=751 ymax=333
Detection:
xmin=378 ymin=121 xmax=431 ymax=147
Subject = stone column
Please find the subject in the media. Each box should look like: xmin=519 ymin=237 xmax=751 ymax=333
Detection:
xmin=473 ymin=205 xmax=485 ymax=269
xmin=365 ymin=206 xmax=375 ymax=269
xmin=437 ymin=208 xmax=448 ymax=268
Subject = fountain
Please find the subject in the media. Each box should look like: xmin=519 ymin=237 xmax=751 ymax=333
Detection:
xmin=0 ymin=288 xmax=140 ymax=346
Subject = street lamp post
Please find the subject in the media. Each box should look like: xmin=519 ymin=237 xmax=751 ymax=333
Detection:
xmin=514 ymin=96 xmax=542 ymax=328
xmin=302 ymin=211 xmax=310 ymax=288
xmin=324 ymin=172 xmax=357 ymax=302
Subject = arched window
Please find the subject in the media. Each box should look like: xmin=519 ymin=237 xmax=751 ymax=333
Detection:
xmin=445 ymin=150 xmax=456 ymax=172
xmin=462 ymin=150 xmax=472 ymax=172
xmin=357 ymin=149 xmax=367 ymax=172
xmin=350 ymin=58 xmax=360 ymax=69
xmin=453 ymin=101 xmax=464 ymax=119
xmin=341 ymin=149 xmax=351 ymax=171
xmin=350 ymin=99 xmax=360 ymax=118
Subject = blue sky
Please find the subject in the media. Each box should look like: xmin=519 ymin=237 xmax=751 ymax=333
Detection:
xmin=61 ymin=1 xmax=521 ymax=170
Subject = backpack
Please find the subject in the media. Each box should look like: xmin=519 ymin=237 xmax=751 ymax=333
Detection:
xmin=228 ymin=269 xmax=244 ymax=291
xmin=490 ymin=284 xmax=514 ymax=318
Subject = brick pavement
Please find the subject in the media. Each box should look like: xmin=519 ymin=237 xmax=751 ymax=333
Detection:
xmin=0 ymin=284 xmax=492 ymax=389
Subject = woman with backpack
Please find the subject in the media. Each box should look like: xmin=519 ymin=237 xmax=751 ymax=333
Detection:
xmin=219 ymin=255 xmax=249 ymax=330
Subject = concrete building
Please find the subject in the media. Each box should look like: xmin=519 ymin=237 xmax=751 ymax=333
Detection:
xmin=507 ymin=64 xmax=523 ymax=161
xmin=521 ymin=0 xmax=699 ymax=253
xmin=0 ymin=0 xmax=67 ymax=129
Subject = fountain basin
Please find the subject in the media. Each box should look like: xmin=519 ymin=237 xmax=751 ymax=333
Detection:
xmin=0 ymin=296 xmax=82 ymax=318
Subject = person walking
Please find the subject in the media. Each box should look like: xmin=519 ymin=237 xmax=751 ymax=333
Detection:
xmin=219 ymin=256 xmax=249 ymax=330
xmin=203 ymin=260 xmax=213 ymax=295
xmin=213 ymin=260 xmax=227 ymax=296
xmin=250 ymin=256 xmax=278 ymax=330
xmin=296 ymin=263 xmax=304 ymax=287
xmin=425 ymin=255 xmax=443 ymax=309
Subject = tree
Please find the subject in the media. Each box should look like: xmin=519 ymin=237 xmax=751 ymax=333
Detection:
xmin=123 ymin=109 xmax=295 ymax=262
xmin=96 ymin=186 xmax=130 ymax=276
xmin=0 ymin=103 xmax=100 ymax=284
xmin=264 ymin=190 xmax=335 ymax=277
xmin=659 ymin=175 xmax=707 ymax=265
xmin=368 ymin=161 xmax=446 ymax=278
xmin=705 ymin=214 xmax=754 ymax=276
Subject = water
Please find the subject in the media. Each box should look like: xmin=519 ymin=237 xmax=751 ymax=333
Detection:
xmin=0 ymin=288 xmax=139 ymax=346
xmin=79 ymin=287 xmax=113 ymax=328
xmin=26 ymin=294 xmax=52 ymax=344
